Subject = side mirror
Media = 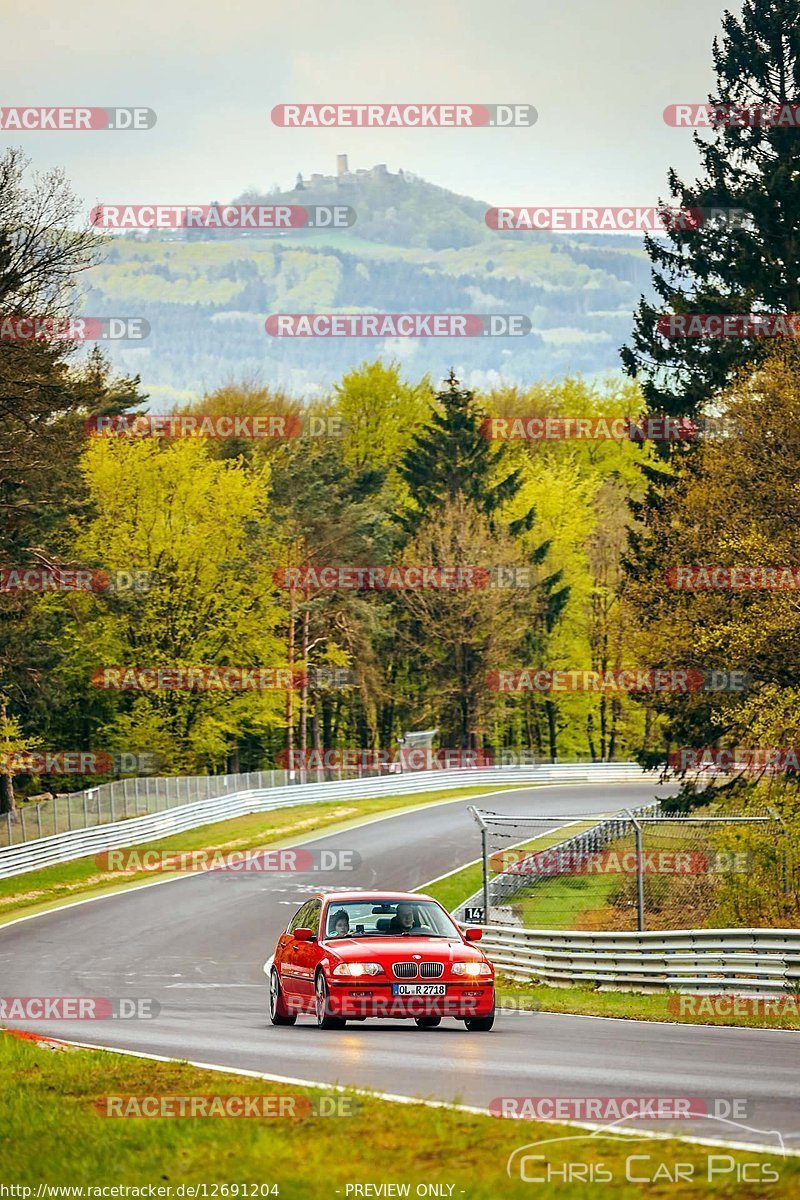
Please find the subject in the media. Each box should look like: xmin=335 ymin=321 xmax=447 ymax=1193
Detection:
xmin=464 ymin=927 xmax=482 ymax=941
xmin=293 ymin=927 xmax=315 ymax=942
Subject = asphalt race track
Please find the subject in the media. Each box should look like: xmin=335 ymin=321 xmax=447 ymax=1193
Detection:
xmin=2 ymin=780 xmax=799 ymax=1154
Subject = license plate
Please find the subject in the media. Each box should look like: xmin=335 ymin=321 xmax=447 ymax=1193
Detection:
xmin=392 ymin=983 xmax=446 ymax=996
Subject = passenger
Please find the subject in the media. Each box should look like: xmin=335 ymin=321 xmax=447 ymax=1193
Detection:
xmin=330 ymin=909 xmax=350 ymax=937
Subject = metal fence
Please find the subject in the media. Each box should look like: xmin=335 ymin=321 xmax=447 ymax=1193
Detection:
xmin=478 ymin=924 xmax=800 ymax=994
xmin=458 ymin=803 xmax=786 ymax=931
xmin=457 ymin=803 xmax=663 ymax=925
xmin=0 ymin=769 xmax=291 ymax=848
xmin=0 ymin=753 xmax=641 ymax=849
xmin=0 ymin=761 xmax=647 ymax=879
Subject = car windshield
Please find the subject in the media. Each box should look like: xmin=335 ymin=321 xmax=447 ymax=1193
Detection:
xmin=323 ymin=899 xmax=460 ymax=940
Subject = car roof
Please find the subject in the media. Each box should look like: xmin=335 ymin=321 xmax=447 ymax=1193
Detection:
xmin=316 ymin=890 xmax=433 ymax=904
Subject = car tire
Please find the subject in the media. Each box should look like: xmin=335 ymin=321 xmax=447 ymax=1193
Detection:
xmin=464 ymin=1006 xmax=495 ymax=1032
xmin=269 ymin=968 xmax=297 ymax=1026
xmin=414 ymin=1016 xmax=441 ymax=1028
xmin=315 ymin=972 xmax=346 ymax=1029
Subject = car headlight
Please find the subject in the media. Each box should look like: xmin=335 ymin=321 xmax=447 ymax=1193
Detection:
xmin=332 ymin=962 xmax=384 ymax=977
xmin=452 ymin=961 xmax=493 ymax=977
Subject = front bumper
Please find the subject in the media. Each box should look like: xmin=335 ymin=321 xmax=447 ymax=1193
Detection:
xmin=326 ymin=980 xmax=495 ymax=1019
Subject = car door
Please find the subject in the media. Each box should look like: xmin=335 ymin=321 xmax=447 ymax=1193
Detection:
xmin=279 ymin=900 xmax=314 ymax=1000
xmin=292 ymin=899 xmax=323 ymax=1003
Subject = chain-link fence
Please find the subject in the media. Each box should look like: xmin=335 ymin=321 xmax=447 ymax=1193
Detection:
xmin=0 ymin=751 xmax=628 ymax=848
xmin=0 ymin=770 xmax=292 ymax=847
xmin=458 ymin=804 xmax=794 ymax=931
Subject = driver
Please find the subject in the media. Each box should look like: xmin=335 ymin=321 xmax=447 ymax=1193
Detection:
xmin=330 ymin=909 xmax=350 ymax=937
xmin=389 ymin=902 xmax=416 ymax=933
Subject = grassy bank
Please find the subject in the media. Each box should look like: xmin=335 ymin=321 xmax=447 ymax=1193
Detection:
xmin=3 ymin=1030 xmax=795 ymax=1197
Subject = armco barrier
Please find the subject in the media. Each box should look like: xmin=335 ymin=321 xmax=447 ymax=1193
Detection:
xmin=478 ymin=925 xmax=800 ymax=994
xmin=0 ymin=762 xmax=646 ymax=879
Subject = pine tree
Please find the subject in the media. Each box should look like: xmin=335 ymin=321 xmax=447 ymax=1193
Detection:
xmin=397 ymin=372 xmax=570 ymax=749
xmin=621 ymin=0 xmax=800 ymax=424
xmin=398 ymin=371 xmax=534 ymax=534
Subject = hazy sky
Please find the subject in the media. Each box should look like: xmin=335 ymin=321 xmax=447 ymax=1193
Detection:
xmin=1 ymin=0 xmax=740 ymax=211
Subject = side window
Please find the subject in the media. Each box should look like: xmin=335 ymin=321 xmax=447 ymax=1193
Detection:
xmin=305 ymin=900 xmax=322 ymax=936
xmin=288 ymin=901 xmax=311 ymax=933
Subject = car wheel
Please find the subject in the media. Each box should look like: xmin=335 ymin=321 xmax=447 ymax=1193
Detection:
xmin=315 ymin=972 xmax=346 ymax=1029
xmin=414 ymin=1016 xmax=441 ymax=1028
xmin=464 ymin=1006 xmax=495 ymax=1032
xmin=269 ymin=967 xmax=297 ymax=1026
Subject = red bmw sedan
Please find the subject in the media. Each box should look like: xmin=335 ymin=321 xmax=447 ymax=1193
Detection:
xmin=266 ymin=890 xmax=495 ymax=1030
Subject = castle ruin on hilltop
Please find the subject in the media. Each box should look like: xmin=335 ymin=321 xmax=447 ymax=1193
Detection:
xmin=293 ymin=155 xmax=404 ymax=190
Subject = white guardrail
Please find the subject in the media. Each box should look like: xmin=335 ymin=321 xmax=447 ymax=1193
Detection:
xmin=0 ymin=762 xmax=646 ymax=879
xmin=478 ymin=925 xmax=800 ymax=994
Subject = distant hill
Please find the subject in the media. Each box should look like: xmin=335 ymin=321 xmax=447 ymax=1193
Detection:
xmin=84 ymin=159 xmax=655 ymax=403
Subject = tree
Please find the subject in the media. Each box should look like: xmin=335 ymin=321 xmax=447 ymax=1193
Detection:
xmin=47 ymin=437 xmax=288 ymax=773
xmin=393 ymin=498 xmax=537 ymax=747
xmin=268 ymin=433 xmax=392 ymax=762
xmin=333 ymin=360 xmax=432 ymax=474
xmin=625 ymin=344 xmax=800 ymax=769
xmin=0 ymin=151 xmax=143 ymax=771
xmin=396 ymin=373 xmax=568 ymax=748
xmin=398 ymin=371 xmax=535 ymax=535
xmin=621 ymin=0 xmax=800 ymax=422
xmin=481 ymin=377 xmax=648 ymax=760
xmin=0 ymin=148 xmax=106 ymax=559
xmin=0 ymin=694 xmax=38 ymax=816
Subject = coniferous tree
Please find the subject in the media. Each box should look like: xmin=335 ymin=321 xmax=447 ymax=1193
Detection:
xmin=397 ymin=373 xmax=569 ymax=748
xmin=398 ymin=371 xmax=534 ymax=535
xmin=621 ymin=0 xmax=800 ymax=424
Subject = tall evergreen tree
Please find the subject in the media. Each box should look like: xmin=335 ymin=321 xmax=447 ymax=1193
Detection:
xmin=398 ymin=371 xmax=535 ymax=535
xmin=397 ymin=373 xmax=570 ymax=748
xmin=621 ymin=0 xmax=800 ymax=424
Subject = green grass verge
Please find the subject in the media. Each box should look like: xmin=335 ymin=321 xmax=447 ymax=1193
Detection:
xmin=496 ymin=977 xmax=800 ymax=1031
xmin=515 ymin=872 xmax=622 ymax=928
xmin=0 ymin=785 xmax=521 ymax=925
xmin=3 ymin=1030 xmax=795 ymax=1196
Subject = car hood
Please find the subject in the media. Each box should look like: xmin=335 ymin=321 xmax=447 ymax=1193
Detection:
xmin=322 ymin=936 xmax=486 ymax=963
